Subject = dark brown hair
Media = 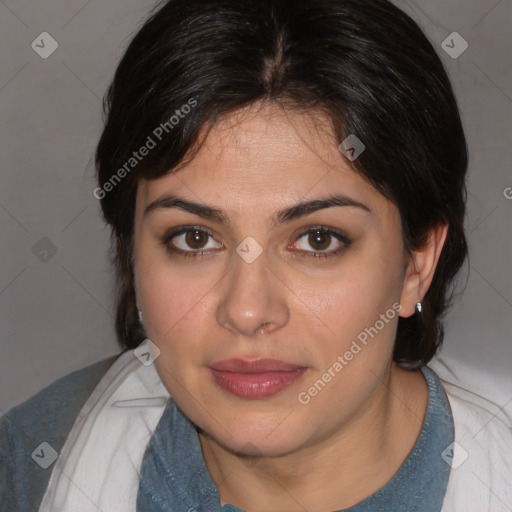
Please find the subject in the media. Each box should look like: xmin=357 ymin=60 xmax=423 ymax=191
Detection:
xmin=95 ymin=0 xmax=468 ymax=368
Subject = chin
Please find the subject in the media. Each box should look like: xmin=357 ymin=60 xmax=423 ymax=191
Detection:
xmin=205 ymin=415 xmax=307 ymax=459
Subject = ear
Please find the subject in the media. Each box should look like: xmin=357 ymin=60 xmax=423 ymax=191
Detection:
xmin=399 ymin=223 xmax=449 ymax=318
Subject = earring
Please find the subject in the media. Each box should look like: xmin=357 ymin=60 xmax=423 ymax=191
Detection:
xmin=415 ymin=302 xmax=422 ymax=313
xmin=138 ymin=309 xmax=144 ymax=324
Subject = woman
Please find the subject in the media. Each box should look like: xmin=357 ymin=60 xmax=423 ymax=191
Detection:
xmin=1 ymin=0 xmax=511 ymax=510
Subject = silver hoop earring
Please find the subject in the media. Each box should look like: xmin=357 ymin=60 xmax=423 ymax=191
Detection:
xmin=415 ymin=302 xmax=422 ymax=313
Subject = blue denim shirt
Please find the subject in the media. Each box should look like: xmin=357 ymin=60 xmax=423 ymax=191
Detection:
xmin=137 ymin=366 xmax=454 ymax=512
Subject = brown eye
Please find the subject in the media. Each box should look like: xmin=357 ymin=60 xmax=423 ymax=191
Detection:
xmin=291 ymin=226 xmax=351 ymax=258
xmin=308 ymin=230 xmax=332 ymax=251
xmin=163 ymin=226 xmax=223 ymax=256
xmin=185 ymin=229 xmax=209 ymax=249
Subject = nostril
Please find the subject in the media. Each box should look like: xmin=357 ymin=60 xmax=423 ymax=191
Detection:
xmin=256 ymin=322 xmax=272 ymax=335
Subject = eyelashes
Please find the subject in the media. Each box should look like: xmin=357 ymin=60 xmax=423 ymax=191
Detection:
xmin=160 ymin=225 xmax=352 ymax=260
xmin=291 ymin=227 xmax=351 ymax=258
xmin=160 ymin=226 xmax=222 ymax=259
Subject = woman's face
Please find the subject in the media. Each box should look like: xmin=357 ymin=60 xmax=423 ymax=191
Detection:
xmin=133 ymin=102 xmax=413 ymax=457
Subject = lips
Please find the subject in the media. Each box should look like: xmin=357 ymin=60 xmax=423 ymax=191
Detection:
xmin=209 ymin=358 xmax=308 ymax=399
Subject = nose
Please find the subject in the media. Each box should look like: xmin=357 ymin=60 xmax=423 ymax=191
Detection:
xmin=216 ymin=249 xmax=290 ymax=337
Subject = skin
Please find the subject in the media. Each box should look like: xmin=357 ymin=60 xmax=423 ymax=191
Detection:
xmin=133 ymin=101 xmax=448 ymax=511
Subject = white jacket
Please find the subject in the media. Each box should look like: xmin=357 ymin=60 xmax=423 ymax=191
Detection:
xmin=430 ymin=358 xmax=512 ymax=511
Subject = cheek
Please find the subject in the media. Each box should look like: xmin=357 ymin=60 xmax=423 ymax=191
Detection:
xmin=292 ymin=254 xmax=402 ymax=334
xmin=288 ymin=250 xmax=403 ymax=380
xmin=133 ymin=268 xmax=234 ymax=406
xmin=136 ymin=267 xmax=217 ymax=396
xmin=293 ymin=276 xmax=401 ymax=420
xmin=137 ymin=266 xmax=216 ymax=344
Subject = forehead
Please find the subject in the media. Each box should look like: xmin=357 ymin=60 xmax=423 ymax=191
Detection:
xmin=136 ymin=102 xmax=388 ymax=219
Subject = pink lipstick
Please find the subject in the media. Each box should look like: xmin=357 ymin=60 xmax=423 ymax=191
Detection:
xmin=209 ymin=358 xmax=307 ymax=399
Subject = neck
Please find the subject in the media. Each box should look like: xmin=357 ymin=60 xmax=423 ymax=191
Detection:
xmin=199 ymin=364 xmax=428 ymax=512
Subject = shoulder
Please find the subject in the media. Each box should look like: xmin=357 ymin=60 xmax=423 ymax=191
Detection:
xmin=428 ymin=357 xmax=512 ymax=511
xmin=2 ymin=355 xmax=122 ymax=442
xmin=0 ymin=354 xmax=121 ymax=511
xmin=429 ymin=356 xmax=512 ymax=435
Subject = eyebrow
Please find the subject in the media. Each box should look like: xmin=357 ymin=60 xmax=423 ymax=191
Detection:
xmin=144 ymin=194 xmax=230 ymax=224
xmin=143 ymin=193 xmax=371 ymax=226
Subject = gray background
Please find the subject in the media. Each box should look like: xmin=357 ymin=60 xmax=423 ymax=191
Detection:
xmin=0 ymin=0 xmax=511 ymax=414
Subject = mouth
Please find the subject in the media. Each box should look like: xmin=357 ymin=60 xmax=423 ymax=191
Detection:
xmin=208 ymin=358 xmax=308 ymax=399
